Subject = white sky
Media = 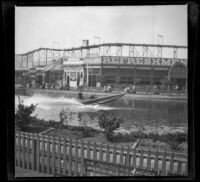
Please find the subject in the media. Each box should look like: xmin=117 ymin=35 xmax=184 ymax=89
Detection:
xmin=15 ymin=5 xmax=187 ymax=54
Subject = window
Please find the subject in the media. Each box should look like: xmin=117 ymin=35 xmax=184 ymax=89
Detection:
xmin=70 ymin=72 xmax=76 ymax=77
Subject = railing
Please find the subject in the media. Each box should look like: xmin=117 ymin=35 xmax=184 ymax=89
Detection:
xmin=15 ymin=131 xmax=188 ymax=176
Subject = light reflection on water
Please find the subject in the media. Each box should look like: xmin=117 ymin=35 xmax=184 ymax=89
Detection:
xmin=15 ymin=94 xmax=188 ymax=130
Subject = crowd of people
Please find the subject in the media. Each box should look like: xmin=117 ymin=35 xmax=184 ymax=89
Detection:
xmin=18 ymin=78 xmax=185 ymax=95
xmin=103 ymin=84 xmax=112 ymax=92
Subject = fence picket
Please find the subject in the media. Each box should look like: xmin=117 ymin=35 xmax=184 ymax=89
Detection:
xmin=132 ymin=147 xmax=136 ymax=168
xmin=15 ymin=133 xmax=17 ymax=167
xmin=57 ymin=137 xmax=61 ymax=175
xmin=147 ymin=149 xmax=151 ymax=170
xmin=32 ymin=134 xmax=36 ymax=170
xmin=42 ymin=135 xmax=45 ymax=173
xmin=177 ymin=161 xmax=182 ymax=175
xmin=106 ymin=144 xmax=110 ymax=163
xmin=69 ymin=137 xmax=72 ymax=176
xmin=52 ymin=135 xmax=56 ymax=175
xmin=36 ymin=133 xmax=40 ymax=172
xmin=81 ymin=140 xmax=84 ymax=176
xmin=169 ymin=152 xmax=174 ymax=174
xmin=93 ymin=142 xmax=97 ymax=160
xmin=185 ymin=161 xmax=188 ymax=175
xmin=120 ymin=146 xmax=124 ymax=165
xmin=18 ymin=131 xmax=21 ymax=167
xmin=161 ymin=150 xmax=167 ymax=175
xmin=75 ymin=138 xmax=78 ymax=176
xmin=154 ymin=150 xmax=159 ymax=171
xmin=87 ymin=141 xmax=90 ymax=159
xmin=63 ymin=137 xmax=67 ymax=175
xmin=47 ymin=135 xmax=50 ymax=174
xmin=139 ymin=149 xmax=144 ymax=169
xmin=22 ymin=132 xmax=25 ymax=169
xmin=113 ymin=144 xmax=117 ymax=164
xmin=126 ymin=146 xmax=130 ymax=166
xmin=100 ymin=143 xmax=103 ymax=162
xmin=27 ymin=133 xmax=30 ymax=170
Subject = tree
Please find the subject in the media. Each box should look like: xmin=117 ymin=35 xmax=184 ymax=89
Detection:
xmin=98 ymin=112 xmax=121 ymax=141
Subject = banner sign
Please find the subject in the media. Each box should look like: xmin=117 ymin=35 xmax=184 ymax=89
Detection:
xmin=102 ymin=56 xmax=187 ymax=66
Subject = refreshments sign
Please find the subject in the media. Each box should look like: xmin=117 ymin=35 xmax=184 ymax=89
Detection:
xmin=102 ymin=56 xmax=187 ymax=66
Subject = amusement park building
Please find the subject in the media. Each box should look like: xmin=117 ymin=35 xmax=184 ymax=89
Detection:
xmin=15 ymin=43 xmax=187 ymax=89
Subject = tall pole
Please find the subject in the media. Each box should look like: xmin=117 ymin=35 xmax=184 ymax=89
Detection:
xmin=87 ymin=60 xmax=89 ymax=87
xmin=157 ymin=34 xmax=163 ymax=58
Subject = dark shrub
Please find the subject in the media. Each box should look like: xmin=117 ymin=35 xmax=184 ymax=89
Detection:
xmin=98 ymin=113 xmax=122 ymax=141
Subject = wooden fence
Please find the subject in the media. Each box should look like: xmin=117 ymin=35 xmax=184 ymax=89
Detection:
xmin=15 ymin=131 xmax=188 ymax=176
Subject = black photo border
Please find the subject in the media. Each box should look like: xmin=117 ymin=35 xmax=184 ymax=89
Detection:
xmin=3 ymin=0 xmax=198 ymax=180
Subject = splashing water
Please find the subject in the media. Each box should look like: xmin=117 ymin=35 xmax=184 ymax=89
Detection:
xmin=14 ymin=94 xmax=187 ymax=131
xmin=15 ymin=94 xmax=118 ymax=121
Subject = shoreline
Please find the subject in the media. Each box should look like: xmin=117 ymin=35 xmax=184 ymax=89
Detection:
xmin=18 ymin=88 xmax=187 ymax=101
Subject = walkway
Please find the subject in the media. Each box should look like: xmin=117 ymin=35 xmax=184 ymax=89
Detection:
xmin=15 ymin=167 xmax=53 ymax=177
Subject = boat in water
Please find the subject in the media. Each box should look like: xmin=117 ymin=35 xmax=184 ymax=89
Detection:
xmin=80 ymin=93 xmax=125 ymax=105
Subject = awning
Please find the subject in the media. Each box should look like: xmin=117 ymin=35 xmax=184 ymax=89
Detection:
xmin=44 ymin=63 xmax=63 ymax=72
xmin=15 ymin=67 xmax=29 ymax=71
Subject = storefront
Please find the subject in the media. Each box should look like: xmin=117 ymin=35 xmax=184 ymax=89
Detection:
xmin=44 ymin=63 xmax=63 ymax=88
xmin=35 ymin=66 xmax=46 ymax=87
xmin=168 ymin=62 xmax=187 ymax=90
xmin=62 ymin=60 xmax=84 ymax=88
xmin=15 ymin=68 xmax=29 ymax=86
xmin=60 ymin=56 xmax=187 ymax=89
xmin=29 ymin=68 xmax=36 ymax=87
